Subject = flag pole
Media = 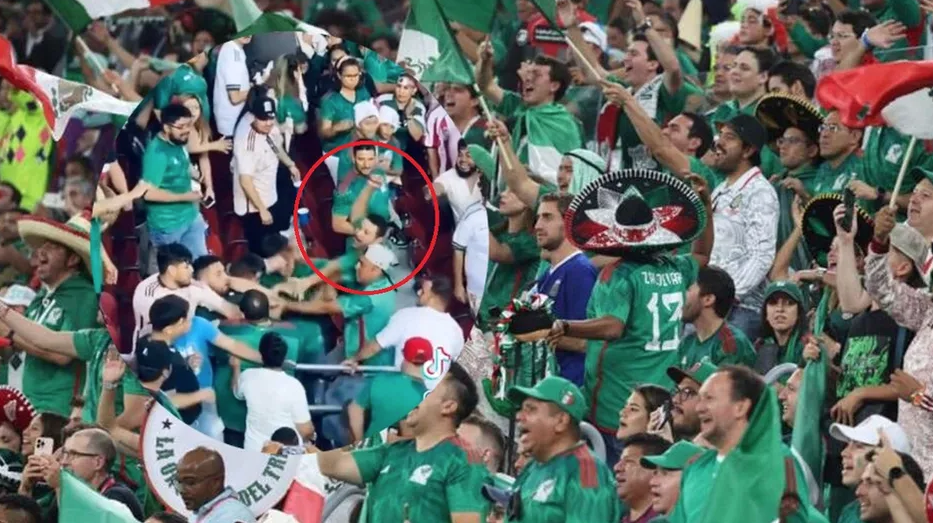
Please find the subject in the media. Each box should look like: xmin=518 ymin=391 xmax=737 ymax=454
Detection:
xmin=530 ymin=1 xmax=603 ymax=80
xmin=74 ymin=36 xmax=120 ymax=94
xmin=889 ymin=135 xmax=918 ymax=210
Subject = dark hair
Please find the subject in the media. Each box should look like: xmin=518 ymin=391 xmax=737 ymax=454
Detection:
xmin=419 ymin=274 xmax=453 ymax=306
xmin=896 ymin=451 xmax=926 ymax=491
xmin=759 ymin=291 xmax=806 ymax=343
xmin=720 ymin=44 xmax=743 ymax=56
xmin=69 ymin=396 xmax=85 ymax=410
xmin=697 ymin=266 xmax=736 ymax=319
xmin=370 ymin=33 xmax=399 ymax=51
xmin=156 ymin=243 xmax=193 ymax=275
xmin=161 ymin=103 xmax=193 ymax=126
xmin=531 ymin=55 xmax=571 ymax=102
xmin=363 ymin=214 xmax=390 ymax=239
xmin=193 ymin=255 xmax=224 ymax=279
xmin=680 ymin=112 xmax=714 ymax=157
xmin=0 ymin=494 xmax=41 ymax=523
xmin=353 ymin=143 xmax=377 ymax=156
xmin=739 ymin=46 xmax=777 ymax=75
xmin=444 ymin=362 xmax=479 ymax=426
xmin=229 ymin=253 xmax=265 ymax=278
xmin=720 ymin=365 xmax=766 ymax=420
xmin=36 ymin=412 xmax=68 ymax=451
xmin=768 ymin=60 xmax=817 ymax=99
xmin=539 ymin=193 xmax=574 ymax=216
xmin=620 ymin=432 xmax=672 ymax=459
xmin=147 ymin=512 xmax=189 ymax=523
xmin=634 ymin=384 xmax=671 ymax=414
xmin=270 ymin=427 xmax=301 ymax=446
xmin=462 ymin=414 xmax=506 ymax=471
xmin=337 ymin=56 xmax=362 ymax=75
xmin=26 ymin=1 xmax=51 ymax=15
xmin=259 ymin=332 xmax=288 ymax=368
xmin=837 ymin=10 xmax=878 ymax=39
xmin=608 ymin=17 xmax=630 ymax=34
xmin=314 ymin=8 xmax=360 ymax=42
xmin=149 ymin=295 xmax=190 ymax=331
xmin=65 ymin=155 xmax=93 ymax=177
xmin=240 ymin=289 xmax=270 ymax=322
xmin=801 ymin=4 xmax=833 ymax=38
xmin=261 ymin=234 xmax=290 ymax=259
xmin=632 ymin=33 xmax=664 ymax=74
xmin=0 ymin=182 xmax=21 ymax=205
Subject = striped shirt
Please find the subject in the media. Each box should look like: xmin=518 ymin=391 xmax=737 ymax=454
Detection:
xmin=232 ymin=114 xmax=282 ymax=216
xmin=131 ymin=272 xmax=229 ymax=352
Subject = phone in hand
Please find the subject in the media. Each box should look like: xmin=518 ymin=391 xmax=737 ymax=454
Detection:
xmin=842 ymin=188 xmax=856 ymax=233
xmin=34 ymin=437 xmax=54 ymax=457
xmin=202 ymin=194 xmax=216 ymax=208
xmin=661 ymin=400 xmax=674 ymax=427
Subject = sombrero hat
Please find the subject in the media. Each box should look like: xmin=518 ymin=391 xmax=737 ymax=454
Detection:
xmin=0 ymin=386 xmax=35 ymax=434
xmin=17 ymin=211 xmax=116 ymax=280
xmin=755 ymin=92 xmax=824 ymax=144
xmin=564 ymin=169 xmax=707 ymax=256
xmin=802 ymin=193 xmax=873 ymax=268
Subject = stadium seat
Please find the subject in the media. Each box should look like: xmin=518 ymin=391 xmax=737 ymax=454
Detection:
xmin=581 ymin=422 xmax=607 ymax=463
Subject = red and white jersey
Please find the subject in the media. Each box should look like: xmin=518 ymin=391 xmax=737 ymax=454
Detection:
xmin=131 ymin=272 xmax=229 ymax=350
xmin=426 ymin=105 xmax=462 ymax=174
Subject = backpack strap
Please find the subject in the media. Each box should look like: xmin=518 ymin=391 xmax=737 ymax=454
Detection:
xmin=779 ymin=456 xmax=801 ymax=522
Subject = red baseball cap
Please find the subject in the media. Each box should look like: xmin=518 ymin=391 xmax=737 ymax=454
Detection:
xmin=403 ymin=337 xmax=434 ymax=365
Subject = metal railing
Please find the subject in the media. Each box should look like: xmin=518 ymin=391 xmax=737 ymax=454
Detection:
xmin=290 ymin=363 xmax=403 ymax=415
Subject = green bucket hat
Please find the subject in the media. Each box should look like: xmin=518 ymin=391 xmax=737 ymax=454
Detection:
xmin=151 ymin=64 xmax=211 ymax=121
xmin=640 ymin=441 xmax=704 ymax=470
xmin=667 ymin=361 xmax=718 ymax=386
xmin=764 ymin=280 xmax=807 ymax=308
xmin=467 ymin=144 xmax=496 ymax=181
xmin=508 ymin=376 xmax=588 ymax=423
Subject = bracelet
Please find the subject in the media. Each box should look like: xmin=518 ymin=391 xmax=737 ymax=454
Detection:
xmin=860 ymin=29 xmax=875 ymax=51
xmin=910 ymin=388 xmax=927 ymax=407
xmin=103 ymin=381 xmax=120 ymax=391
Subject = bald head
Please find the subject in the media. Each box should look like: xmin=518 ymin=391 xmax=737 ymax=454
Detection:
xmin=178 ymin=446 xmax=225 ymax=477
xmin=176 ymin=447 xmax=226 ymax=511
xmin=73 ymin=428 xmax=116 ymax=470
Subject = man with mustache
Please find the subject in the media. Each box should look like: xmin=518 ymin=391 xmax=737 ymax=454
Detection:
xmin=679 ymin=265 xmax=756 ymax=368
xmin=331 ymin=144 xmax=392 ymax=238
xmin=615 ymin=433 xmax=670 ymax=523
xmin=434 ymin=140 xmax=484 ymax=224
xmin=665 ymin=362 xmax=716 ymax=442
xmin=141 ymin=103 xmax=208 ymax=258
xmin=640 ymin=441 xmax=704 ymax=520
xmin=175 ymin=446 xmax=255 ymax=522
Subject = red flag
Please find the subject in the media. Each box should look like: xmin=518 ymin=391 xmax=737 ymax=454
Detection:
xmin=816 ymin=60 xmax=933 ymax=129
xmin=0 ymin=36 xmax=57 ymax=131
xmin=280 ymin=454 xmax=333 ymax=523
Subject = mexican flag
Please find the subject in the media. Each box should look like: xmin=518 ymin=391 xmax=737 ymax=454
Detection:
xmin=279 ymin=453 xmax=347 ymax=523
xmin=504 ymin=104 xmax=583 ymax=187
xmin=398 ymin=0 xmax=497 ymax=84
xmin=46 ymin=0 xmax=183 ymax=33
xmin=0 ymin=36 xmax=138 ymax=140
xmin=59 ymin=470 xmax=138 ymax=522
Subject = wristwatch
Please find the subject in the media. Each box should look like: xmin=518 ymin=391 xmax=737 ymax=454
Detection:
xmin=888 ymin=466 xmax=905 ymax=483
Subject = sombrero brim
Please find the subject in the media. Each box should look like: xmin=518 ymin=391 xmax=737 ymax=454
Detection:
xmin=17 ymin=217 xmax=110 ymax=276
xmin=564 ymin=169 xmax=707 ymax=256
xmin=0 ymin=386 xmax=35 ymax=433
xmin=802 ymin=193 xmax=873 ymax=268
xmin=755 ymin=93 xmax=823 ymax=144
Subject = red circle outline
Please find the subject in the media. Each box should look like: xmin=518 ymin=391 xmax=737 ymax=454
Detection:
xmin=292 ymin=139 xmax=440 ymax=296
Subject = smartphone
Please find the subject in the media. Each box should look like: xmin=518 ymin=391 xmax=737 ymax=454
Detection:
xmin=842 ymin=188 xmax=856 ymax=233
xmin=661 ymin=400 xmax=674 ymax=427
xmin=34 ymin=437 xmax=54 ymax=457
xmin=203 ymin=195 xmax=216 ymax=208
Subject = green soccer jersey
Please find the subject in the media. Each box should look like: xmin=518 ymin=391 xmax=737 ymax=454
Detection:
xmin=260 ymin=263 xmax=328 ymax=362
xmin=72 ymin=329 xmax=148 ymax=423
xmin=677 ymin=322 xmax=756 ymax=369
xmin=277 ymin=94 xmax=307 ymax=127
xmin=23 ymin=274 xmax=97 ymax=416
xmin=584 ymin=255 xmax=699 ymax=431
xmin=214 ymin=323 xmax=301 ymax=432
xmin=332 ymin=174 xmax=392 ymax=225
xmin=462 ymin=119 xmax=492 ymax=150
xmin=376 ymin=96 xmax=426 ymax=151
xmin=811 ymin=152 xmax=880 ymax=209
xmin=505 ymin=443 xmax=621 ymax=523
xmin=141 ymin=135 xmax=197 ymax=233
xmin=353 ymin=437 xmax=490 ymax=523
xmin=319 ymin=89 xmax=372 ymax=152
xmin=477 ymin=228 xmax=541 ymax=331
xmin=836 ymin=500 xmax=862 ymax=523
xmin=339 ymin=276 xmax=396 ymax=365
xmin=356 ymin=373 xmax=426 ymax=438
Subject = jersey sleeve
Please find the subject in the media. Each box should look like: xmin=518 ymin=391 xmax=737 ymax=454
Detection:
xmin=337 ymin=294 xmax=374 ymax=321
xmin=193 ymin=284 xmax=231 ymax=316
xmin=351 ymin=444 xmax=389 ymax=484
xmin=390 ymin=150 xmax=403 ymax=172
xmin=494 ymin=90 xmax=524 ymax=121
xmin=234 ymin=130 xmax=258 ymax=174
xmin=319 ymin=94 xmax=339 ymax=123
xmin=445 ymin=460 xmax=490 ymax=515
xmin=374 ymin=309 xmax=409 ymax=350
xmin=502 ymin=231 xmax=540 ymax=264
xmin=71 ymin=329 xmax=106 ymax=362
xmin=610 ymin=276 xmax=634 ymax=326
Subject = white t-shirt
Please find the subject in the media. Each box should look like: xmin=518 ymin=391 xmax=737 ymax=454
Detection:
xmin=435 ymin=169 xmax=482 ymax=224
xmin=375 ymin=306 xmax=465 ymax=390
xmin=131 ymin=273 xmax=229 ymax=351
xmin=213 ymin=41 xmax=251 ymax=136
xmin=235 ymin=367 xmax=311 ymax=452
xmin=453 ymin=202 xmax=488 ymax=315
xmin=425 ymin=106 xmax=461 ymax=173
xmin=232 ymin=115 xmax=282 ymax=216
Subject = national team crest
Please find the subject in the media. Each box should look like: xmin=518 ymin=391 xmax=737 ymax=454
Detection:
xmin=409 ymin=465 xmax=434 ymax=485
xmin=561 ymin=391 xmax=574 ymax=406
xmin=533 ymin=479 xmax=556 ymax=502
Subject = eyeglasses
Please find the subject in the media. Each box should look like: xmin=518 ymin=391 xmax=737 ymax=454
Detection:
xmin=61 ymin=449 xmax=100 ymax=462
xmin=828 ymin=32 xmax=855 ymax=41
xmin=672 ymin=387 xmax=698 ymax=400
xmin=777 ymin=136 xmax=808 ymax=147
xmin=819 ymin=124 xmax=844 ymax=134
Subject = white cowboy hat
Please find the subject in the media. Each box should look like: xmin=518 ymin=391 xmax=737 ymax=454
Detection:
xmin=17 ymin=211 xmax=116 ymax=282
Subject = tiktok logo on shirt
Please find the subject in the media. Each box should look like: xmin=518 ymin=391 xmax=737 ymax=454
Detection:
xmin=421 ymin=347 xmax=451 ymax=398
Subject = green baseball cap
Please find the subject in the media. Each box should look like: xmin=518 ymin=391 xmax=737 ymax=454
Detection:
xmin=640 ymin=441 xmax=704 ymax=470
xmin=467 ymin=144 xmax=495 ymax=180
xmin=667 ymin=361 xmax=718 ymax=386
xmin=508 ymin=376 xmax=588 ymax=423
xmin=911 ymin=166 xmax=933 ymax=185
xmin=764 ymin=280 xmax=806 ymax=307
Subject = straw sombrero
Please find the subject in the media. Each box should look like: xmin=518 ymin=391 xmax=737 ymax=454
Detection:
xmin=564 ymin=169 xmax=707 ymax=256
xmin=755 ymin=92 xmax=824 ymax=144
xmin=0 ymin=386 xmax=35 ymax=434
xmin=17 ymin=211 xmax=115 ymax=279
xmin=802 ymin=194 xmax=873 ymax=268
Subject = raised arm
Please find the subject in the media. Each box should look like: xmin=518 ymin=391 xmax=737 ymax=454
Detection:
xmin=628 ymin=0 xmax=682 ymax=93
xmin=486 ymin=119 xmax=541 ymax=206
xmin=475 ymin=39 xmax=505 ymax=106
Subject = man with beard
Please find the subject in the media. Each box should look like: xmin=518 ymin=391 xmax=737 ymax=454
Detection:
xmin=318 ymin=362 xmax=489 ymax=523
xmin=484 ymin=376 xmax=619 ymax=522
xmin=175 ymin=447 xmax=255 ymax=522
xmin=434 ymin=140 xmax=484 ymax=224
xmin=665 ymin=362 xmax=716 ymax=442
xmin=678 ymin=266 xmax=756 ymax=368
xmin=615 ymin=433 xmax=670 ymax=523
xmin=332 ymin=144 xmax=392 ymax=237
xmin=141 ymin=104 xmax=208 ymax=258
xmin=232 ymin=95 xmax=302 ymax=253
xmin=640 ymin=441 xmax=705 ymax=520
xmin=529 ymin=193 xmax=596 ymax=387
xmin=707 ymin=114 xmax=778 ymax=341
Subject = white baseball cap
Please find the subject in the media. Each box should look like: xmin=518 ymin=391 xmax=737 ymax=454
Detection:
xmin=364 ymin=244 xmax=398 ymax=271
xmin=353 ymin=101 xmax=380 ymax=127
xmin=0 ymin=285 xmax=36 ymax=307
xmin=580 ymin=22 xmax=608 ymax=53
xmin=829 ymin=414 xmax=911 ymax=453
xmin=379 ymin=104 xmax=400 ymax=131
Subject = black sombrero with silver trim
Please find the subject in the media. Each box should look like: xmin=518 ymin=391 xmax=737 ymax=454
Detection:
xmin=564 ymin=169 xmax=707 ymax=256
xmin=802 ymin=193 xmax=873 ymax=268
xmin=755 ymin=92 xmax=825 ymax=144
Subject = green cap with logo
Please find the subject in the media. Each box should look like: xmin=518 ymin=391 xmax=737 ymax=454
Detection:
xmin=667 ymin=360 xmax=718 ymax=386
xmin=508 ymin=376 xmax=588 ymax=423
xmin=764 ymin=280 xmax=806 ymax=308
xmin=640 ymin=441 xmax=705 ymax=471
